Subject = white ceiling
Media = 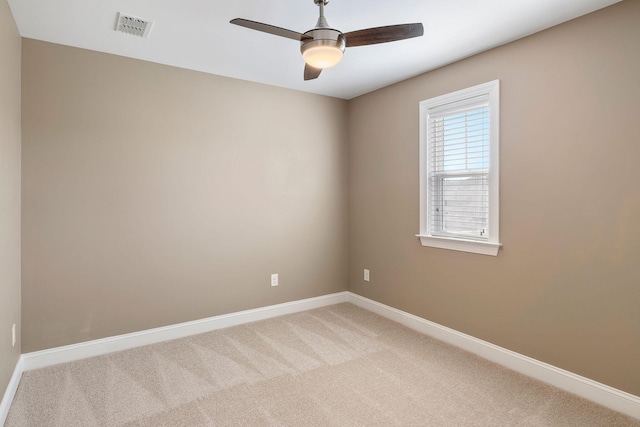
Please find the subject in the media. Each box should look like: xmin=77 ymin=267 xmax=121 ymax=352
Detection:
xmin=7 ymin=0 xmax=621 ymax=100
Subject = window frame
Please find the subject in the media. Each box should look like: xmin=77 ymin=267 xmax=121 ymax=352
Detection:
xmin=417 ymin=80 xmax=502 ymax=256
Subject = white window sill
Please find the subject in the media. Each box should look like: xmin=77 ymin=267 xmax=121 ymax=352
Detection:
xmin=416 ymin=234 xmax=502 ymax=256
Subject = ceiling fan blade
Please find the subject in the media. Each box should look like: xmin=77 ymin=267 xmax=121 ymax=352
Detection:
xmin=230 ymin=18 xmax=309 ymax=41
xmin=344 ymin=23 xmax=424 ymax=47
xmin=304 ymin=64 xmax=322 ymax=81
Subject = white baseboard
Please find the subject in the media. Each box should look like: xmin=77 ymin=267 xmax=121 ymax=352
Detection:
xmin=346 ymin=292 xmax=640 ymax=421
xmin=0 ymin=355 xmax=24 ymax=426
xmin=22 ymin=292 xmax=349 ymax=371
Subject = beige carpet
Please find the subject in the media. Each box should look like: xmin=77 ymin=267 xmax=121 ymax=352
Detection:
xmin=6 ymin=303 xmax=639 ymax=426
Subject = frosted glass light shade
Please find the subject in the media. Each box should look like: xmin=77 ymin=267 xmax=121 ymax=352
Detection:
xmin=302 ymin=45 xmax=344 ymax=69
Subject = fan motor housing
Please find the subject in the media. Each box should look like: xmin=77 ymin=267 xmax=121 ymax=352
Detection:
xmin=300 ymin=28 xmax=346 ymax=56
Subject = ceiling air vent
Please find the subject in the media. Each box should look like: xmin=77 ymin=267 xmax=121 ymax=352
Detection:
xmin=115 ymin=13 xmax=153 ymax=38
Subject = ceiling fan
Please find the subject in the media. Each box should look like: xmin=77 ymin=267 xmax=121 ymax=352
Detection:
xmin=230 ymin=0 xmax=424 ymax=81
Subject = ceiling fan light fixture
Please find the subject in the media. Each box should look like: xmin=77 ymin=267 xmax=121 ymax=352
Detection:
xmin=302 ymin=44 xmax=343 ymax=68
xmin=300 ymin=29 xmax=345 ymax=69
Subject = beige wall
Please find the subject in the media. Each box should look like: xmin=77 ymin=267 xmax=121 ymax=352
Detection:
xmin=0 ymin=0 xmax=21 ymax=398
xmin=348 ymin=0 xmax=640 ymax=396
xmin=21 ymin=40 xmax=349 ymax=352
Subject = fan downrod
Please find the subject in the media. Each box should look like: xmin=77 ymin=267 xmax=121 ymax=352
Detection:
xmin=313 ymin=0 xmax=331 ymax=29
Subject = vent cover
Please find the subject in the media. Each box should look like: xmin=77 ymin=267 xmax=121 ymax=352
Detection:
xmin=115 ymin=13 xmax=153 ymax=38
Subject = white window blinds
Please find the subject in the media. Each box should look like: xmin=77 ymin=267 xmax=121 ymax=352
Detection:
xmin=428 ymin=106 xmax=490 ymax=241
xmin=418 ymin=80 xmax=500 ymax=255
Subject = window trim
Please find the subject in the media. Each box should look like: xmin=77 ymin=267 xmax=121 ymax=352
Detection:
xmin=416 ymin=80 xmax=502 ymax=256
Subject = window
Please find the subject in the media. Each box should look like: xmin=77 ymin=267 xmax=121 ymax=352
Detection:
xmin=417 ymin=80 xmax=501 ymax=256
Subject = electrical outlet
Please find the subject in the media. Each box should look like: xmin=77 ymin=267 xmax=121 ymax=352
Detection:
xmin=271 ymin=273 xmax=279 ymax=287
xmin=12 ymin=324 xmax=16 ymax=347
xmin=364 ymin=269 xmax=370 ymax=282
